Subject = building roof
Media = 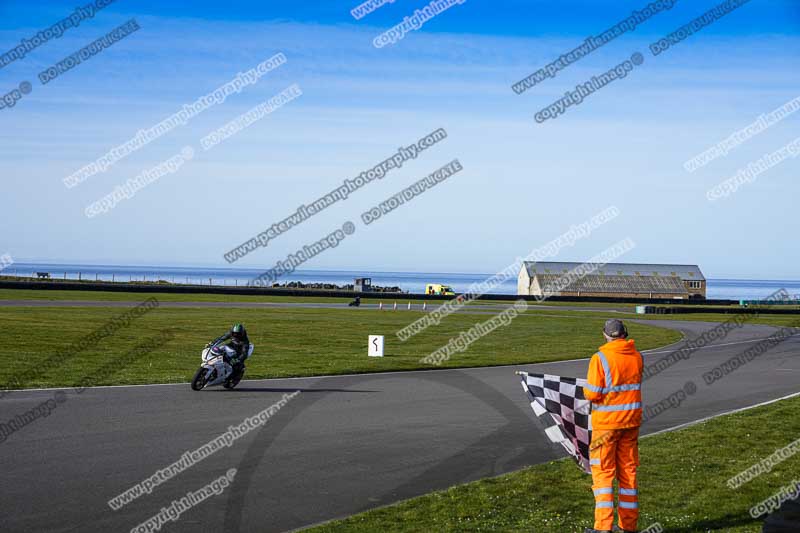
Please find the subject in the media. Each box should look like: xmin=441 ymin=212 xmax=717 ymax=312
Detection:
xmin=535 ymin=274 xmax=689 ymax=295
xmin=523 ymin=262 xmax=705 ymax=281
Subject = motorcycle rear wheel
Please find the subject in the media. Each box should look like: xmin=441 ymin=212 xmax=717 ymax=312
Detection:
xmin=191 ymin=367 xmax=208 ymax=391
xmin=224 ymin=368 xmax=245 ymax=389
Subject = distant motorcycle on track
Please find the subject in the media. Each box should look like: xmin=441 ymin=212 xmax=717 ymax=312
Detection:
xmin=190 ymin=342 xmax=254 ymax=391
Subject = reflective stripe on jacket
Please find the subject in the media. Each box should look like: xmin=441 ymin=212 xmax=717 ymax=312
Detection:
xmin=583 ymin=338 xmax=643 ymax=430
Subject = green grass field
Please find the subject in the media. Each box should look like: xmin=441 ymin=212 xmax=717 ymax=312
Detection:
xmin=3 ymin=287 xmax=798 ymax=391
xmin=307 ymin=395 xmax=800 ymax=533
xmin=0 ymin=304 xmax=680 ymax=390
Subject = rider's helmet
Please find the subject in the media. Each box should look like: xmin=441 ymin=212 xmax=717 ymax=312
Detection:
xmin=231 ymin=323 xmax=246 ymax=342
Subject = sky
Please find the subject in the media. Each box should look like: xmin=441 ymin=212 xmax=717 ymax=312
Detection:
xmin=1 ymin=0 xmax=798 ymax=279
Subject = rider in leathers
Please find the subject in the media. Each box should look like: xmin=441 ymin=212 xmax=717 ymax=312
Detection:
xmin=208 ymin=323 xmax=250 ymax=377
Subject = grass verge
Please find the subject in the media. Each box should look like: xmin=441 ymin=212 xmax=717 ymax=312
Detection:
xmin=307 ymin=394 xmax=800 ymax=533
xmin=0 ymin=305 xmax=680 ymax=389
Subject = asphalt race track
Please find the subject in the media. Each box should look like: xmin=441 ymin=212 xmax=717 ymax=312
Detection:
xmin=1 ymin=320 xmax=798 ymax=532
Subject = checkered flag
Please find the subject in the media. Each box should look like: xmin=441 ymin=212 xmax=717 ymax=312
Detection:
xmin=517 ymin=371 xmax=593 ymax=474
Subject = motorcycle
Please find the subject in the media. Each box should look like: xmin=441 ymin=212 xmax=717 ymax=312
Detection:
xmin=190 ymin=342 xmax=254 ymax=391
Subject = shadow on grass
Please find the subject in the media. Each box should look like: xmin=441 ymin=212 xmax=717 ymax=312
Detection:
xmin=666 ymin=511 xmax=759 ymax=532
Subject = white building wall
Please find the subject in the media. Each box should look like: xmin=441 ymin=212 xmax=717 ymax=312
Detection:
xmin=517 ymin=267 xmax=531 ymax=295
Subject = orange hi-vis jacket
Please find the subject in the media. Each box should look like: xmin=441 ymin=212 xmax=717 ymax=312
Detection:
xmin=583 ymin=339 xmax=644 ymax=430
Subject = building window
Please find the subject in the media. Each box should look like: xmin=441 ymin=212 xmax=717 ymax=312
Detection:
xmin=688 ymin=281 xmax=702 ymax=289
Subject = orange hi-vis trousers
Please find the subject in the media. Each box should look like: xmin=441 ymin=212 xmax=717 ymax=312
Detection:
xmin=590 ymin=427 xmax=639 ymax=532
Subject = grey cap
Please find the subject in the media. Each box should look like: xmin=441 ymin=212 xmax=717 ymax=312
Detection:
xmin=603 ymin=319 xmax=628 ymax=338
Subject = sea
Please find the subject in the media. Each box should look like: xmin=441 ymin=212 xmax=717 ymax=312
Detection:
xmin=3 ymin=262 xmax=800 ymax=301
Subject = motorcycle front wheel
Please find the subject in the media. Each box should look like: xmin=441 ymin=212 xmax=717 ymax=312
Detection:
xmin=191 ymin=367 xmax=208 ymax=391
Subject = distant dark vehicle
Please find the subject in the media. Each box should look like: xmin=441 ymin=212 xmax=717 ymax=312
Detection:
xmin=36 ymin=272 xmax=51 ymax=279
xmin=348 ymin=296 xmax=361 ymax=307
